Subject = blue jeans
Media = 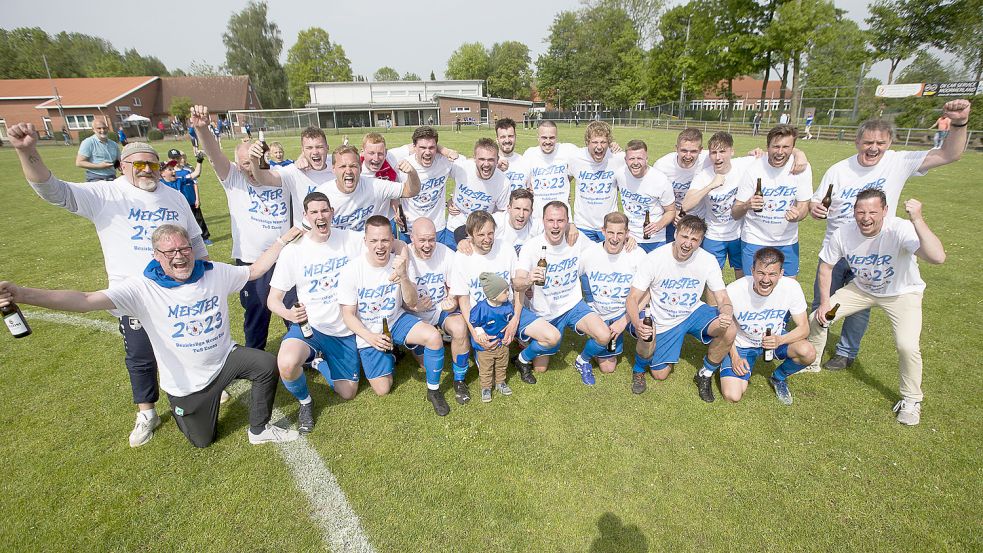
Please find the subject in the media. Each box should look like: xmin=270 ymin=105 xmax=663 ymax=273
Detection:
xmin=812 ymin=257 xmax=870 ymax=358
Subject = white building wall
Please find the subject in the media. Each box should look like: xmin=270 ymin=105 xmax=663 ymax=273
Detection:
xmin=308 ymin=80 xmax=484 ymax=107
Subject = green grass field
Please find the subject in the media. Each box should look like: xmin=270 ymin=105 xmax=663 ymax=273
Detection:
xmin=1 ymin=126 xmax=981 ymax=552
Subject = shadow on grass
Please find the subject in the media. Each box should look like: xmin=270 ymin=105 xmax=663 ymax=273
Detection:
xmin=589 ymin=512 xmax=648 ymax=553
xmin=842 ymin=360 xmax=898 ymax=403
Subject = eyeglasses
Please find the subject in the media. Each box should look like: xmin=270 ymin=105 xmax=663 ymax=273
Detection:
xmin=129 ymin=160 xmax=161 ymax=172
xmin=155 ymin=246 xmax=193 ymax=259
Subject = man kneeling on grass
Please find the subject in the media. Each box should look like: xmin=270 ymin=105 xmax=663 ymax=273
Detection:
xmin=0 ymin=224 xmax=302 ymax=447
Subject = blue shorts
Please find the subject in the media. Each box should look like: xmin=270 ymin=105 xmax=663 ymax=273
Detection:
xmin=720 ymin=344 xmax=790 ymax=381
xmin=282 ymin=324 xmax=358 ymax=382
xmin=437 ymin=228 xmax=458 ymax=250
xmin=665 ymin=222 xmax=676 ymax=242
xmin=639 ymin=241 xmax=665 ymax=254
xmin=742 ymin=242 xmax=799 ymax=276
xmin=589 ymin=315 xmax=634 ymax=358
xmin=651 ymin=304 xmax=729 ymax=371
xmin=409 ymin=310 xmax=458 ymax=356
xmin=357 ymin=312 xmax=425 ymax=379
xmin=521 ymin=300 xmax=594 ymax=356
xmin=577 ymin=227 xmax=605 ymax=243
xmin=702 ymin=238 xmax=743 ymax=270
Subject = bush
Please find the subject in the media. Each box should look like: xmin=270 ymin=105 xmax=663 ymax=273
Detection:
xmin=148 ymin=129 xmax=164 ymax=141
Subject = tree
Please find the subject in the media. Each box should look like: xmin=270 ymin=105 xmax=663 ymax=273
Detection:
xmin=187 ymin=60 xmax=229 ymax=76
xmin=487 ymin=41 xmax=532 ymax=99
xmin=866 ymin=0 xmax=953 ymax=84
xmin=169 ymin=97 xmax=194 ymax=122
xmin=223 ymin=0 xmax=288 ymax=107
xmin=373 ymin=66 xmax=400 ymax=81
xmin=430 ymin=70 xmax=436 ymax=80
xmin=285 ymin=27 xmax=352 ymax=107
xmin=582 ymin=0 xmax=667 ymax=47
xmin=402 ymin=72 xmax=422 ymax=81
xmin=946 ymin=0 xmax=983 ymax=81
xmin=445 ymin=43 xmax=490 ymax=81
xmin=800 ymin=16 xmax=870 ymax=122
xmin=536 ymin=12 xmax=579 ymax=109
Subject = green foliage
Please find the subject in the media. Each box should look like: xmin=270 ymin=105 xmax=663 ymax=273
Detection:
xmin=147 ymin=129 xmax=164 ymax=141
xmin=945 ymin=0 xmax=983 ymax=81
xmin=582 ymin=0 xmax=667 ymax=48
xmin=223 ymin=0 xmax=288 ymax=108
xmin=430 ymin=70 xmax=436 ymax=80
xmin=285 ymin=27 xmax=352 ymax=107
xmin=0 ymin=28 xmax=169 ymax=79
xmin=486 ymin=41 xmax=533 ymax=99
xmin=445 ymin=42 xmax=490 ymax=81
xmin=866 ymin=0 xmax=953 ymax=84
xmin=169 ymin=97 xmax=194 ymax=122
xmin=402 ymin=72 xmax=421 ymax=81
xmin=645 ymin=5 xmax=704 ymax=106
xmin=373 ymin=66 xmax=400 ymax=81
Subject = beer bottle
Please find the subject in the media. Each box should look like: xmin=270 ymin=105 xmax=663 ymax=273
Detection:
xmin=294 ymin=302 xmax=313 ymax=338
xmin=257 ymin=130 xmax=271 ymax=170
xmin=762 ymin=328 xmax=774 ymax=362
xmin=534 ymin=246 xmax=548 ymax=286
xmin=825 ymin=303 xmax=840 ymax=321
xmin=643 ymin=209 xmax=651 ymax=240
xmin=2 ymin=301 xmax=32 ymax=339
xmin=606 ymin=335 xmax=617 ymax=353
xmin=381 ymin=317 xmax=394 ymax=352
xmin=678 ymin=208 xmax=686 ymax=218
xmin=819 ymin=184 xmax=834 ymax=218
xmin=395 ymin=203 xmax=409 ymax=234
xmin=641 ymin=315 xmax=654 ymax=343
xmin=753 ymin=178 xmax=764 ymax=213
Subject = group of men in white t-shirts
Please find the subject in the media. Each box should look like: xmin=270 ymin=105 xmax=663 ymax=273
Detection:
xmin=0 ymin=100 xmax=972 ymax=452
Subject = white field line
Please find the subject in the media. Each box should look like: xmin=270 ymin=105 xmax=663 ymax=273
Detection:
xmin=26 ymin=311 xmax=376 ymax=553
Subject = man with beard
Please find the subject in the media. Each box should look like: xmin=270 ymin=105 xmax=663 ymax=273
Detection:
xmin=7 ymin=123 xmax=205 ymax=447
xmin=249 ymin=127 xmax=335 ymax=224
xmin=523 ymin=120 xmax=581 ymax=223
xmin=614 ymin=140 xmax=676 ymax=253
xmin=389 ymin=126 xmax=457 ymax=247
xmin=653 ymin=128 xmax=707 ymax=241
xmin=447 ymin=138 xmax=510 ymax=245
xmin=75 ymin=118 xmax=120 ymax=182
xmin=493 ymin=189 xmax=543 ymax=254
xmin=495 ymin=118 xmax=530 ymax=192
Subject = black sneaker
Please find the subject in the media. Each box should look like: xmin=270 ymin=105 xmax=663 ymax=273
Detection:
xmin=631 ymin=371 xmax=647 ymax=395
xmin=427 ymin=388 xmax=450 ymax=416
xmin=297 ymin=402 xmax=315 ymax=433
xmin=694 ymin=372 xmax=715 ymax=403
xmin=513 ymin=355 xmax=537 ymax=385
xmin=453 ymin=380 xmax=471 ymax=404
xmin=823 ymin=354 xmax=854 ymax=371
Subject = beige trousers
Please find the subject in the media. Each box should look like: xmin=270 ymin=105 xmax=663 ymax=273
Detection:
xmin=807 ymin=281 xmax=925 ymax=402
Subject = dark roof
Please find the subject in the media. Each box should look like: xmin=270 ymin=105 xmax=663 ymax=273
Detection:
xmin=157 ymin=76 xmax=261 ymax=114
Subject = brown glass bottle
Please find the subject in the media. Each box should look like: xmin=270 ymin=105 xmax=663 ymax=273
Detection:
xmin=534 ymin=246 xmax=548 ymax=286
xmin=641 ymin=315 xmax=654 ymax=342
xmin=2 ymin=301 xmax=32 ymax=338
xmin=643 ymin=209 xmax=651 ymax=239
xmin=257 ymin=130 xmax=271 ymax=170
xmin=381 ymin=317 xmax=394 ymax=352
xmin=819 ymin=184 xmax=833 ymax=218
xmin=753 ymin=178 xmax=764 ymax=213
xmin=825 ymin=303 xmax=840 ymax=321
xmin=395 ymin=204 xmax=409 ymax=234
xmin=763 ymin=328 xmax=774 ymax=361
xmin=294 ymin=302 xmax=313 ymax=338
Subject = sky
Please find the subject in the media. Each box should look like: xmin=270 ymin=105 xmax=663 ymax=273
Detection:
xmin=2 ymin=0 xmax=951 ymax=84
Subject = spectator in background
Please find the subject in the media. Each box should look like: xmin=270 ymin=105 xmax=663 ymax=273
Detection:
xmin=244 ymin=122 xmax=253 ymax=140
xmin=268 ymin=142 xmax=294 ymax=167
xmin=752 ymin=112 xmax=762 ymax=136
xmin=75 ymin=119 xmax=120 ymax=182
xmin=188 ymin=125 xmax=200 ymax=155
xmin=930 ymin=114 xmax=950 ymax=149
xmin=117 ymin=126 xmax=128 ymax=146
xmin=161 ymin=151 xmax=212 ymax=245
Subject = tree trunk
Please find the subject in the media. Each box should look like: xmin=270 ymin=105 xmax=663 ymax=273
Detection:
xmin=789 ymin=51 xmax=801 ymax=125
xmin=757 ymin=0 xmax=778 ymax=120
xmin=888 ymin=58 xmax=900 ymax=85
xmin=778 ymin=58 xmax=790 ymax=117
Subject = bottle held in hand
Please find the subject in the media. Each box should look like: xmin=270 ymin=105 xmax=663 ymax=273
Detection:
xmin=381 ymin=317 xmax=394 ymax=352
xmin=753 ymin=178 xmax=764 ymax=213
xmin=763 ymin=328 xmax=774 ymax=362
xmin=534 ymin=246 xmax=548 ymax=286
xmin=295 ymin=302 xmax=313 ymax=338
xmin=2 ymin=301 xmax=32 ymax=338
xmin=257 ymin=130 xmax=271 ymax=170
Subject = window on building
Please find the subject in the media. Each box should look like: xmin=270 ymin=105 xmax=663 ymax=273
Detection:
xmin=0 ymin=119 xmax=7 ymax=139
xmin=65 ymin=115 xmax=95 ymax=130
xmin=133 ymin=97 xmax=142 ymax=107
xmin=450 ymin=106 xmax=471 ymax=113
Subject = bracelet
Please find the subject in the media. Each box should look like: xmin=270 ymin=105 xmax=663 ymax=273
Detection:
xmin=950 ymin=121 xmax=967 ymax=128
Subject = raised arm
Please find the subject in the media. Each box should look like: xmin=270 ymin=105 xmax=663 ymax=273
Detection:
xmin=920 ymin=99 xmax=971 ymax=172
xmin=8 ymin=123 xmax=54 ymax=183
xmin=0 ymin=281 xmax=116 ymax=313
xmin=396 ymin=159 xmax=421 ymax=198
xmin=189 ymin=105 xmax=232 ymax=181
xmin=247 ymin=141 xmax=283 ymax=187
xmin=905 ymin=199 xmax=946 ymax=264
xmin=248 ymin=227 xmax=304 ymax=281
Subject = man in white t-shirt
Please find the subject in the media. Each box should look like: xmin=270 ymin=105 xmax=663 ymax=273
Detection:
xmin=492 ymin=188 xmax=543 ymax=254
xmin=683 ymin=131 xmax=752 ymax=278
xmin=449 ymin=210 xmax=560 ymax=386
xmin=732 ymin=124 xmax=813 ymax=277
xmin=625 ymin=216 xmax=736 ymax=400
xmin=578 ymin=212 xmax=647 ymax=375
xmin=339 ymin=216 xmax=451 ymax=416
xmin=193 ymin=105 xmax=293 ymax=352
xmin=407 ymin=217 xmax=473 ymax=404
xmin=8 ymin=123 xmax=206 ymax=448
xmin=723 ymin=247 xmax=816 ymax=405
xmin=389 ymin=126 xmax=457 ymax=247
xmin=808 ymin=190 xmax=946 ymax=426
xmin=249 ymin=127 xmax=336 ymax=224
xmin=808 ymin=99 xmax=972 ymax=371
xmin=653 ymin=128 xmax=708 ymax=241
xmin=570 ymin=121 xmax=626 ymax=243
xmin=523 ymin=120 xmax=581 ymax=222
xmin=515 ymin=202 xmax=615 ymax=385
xmin=361 ymin=132 xmax=405 ymax=226
xmin=446 ymin=138 xmax=511 ymax=245
xmin=495 ymin=118 xmax=530 ymax=191
xmin=0 ymin=224 xmax=302 ymax=447
xmin=266 ymin=192 xmax=364 ymax=433
xmin=615 ymin=139 xmax=676 ymax=253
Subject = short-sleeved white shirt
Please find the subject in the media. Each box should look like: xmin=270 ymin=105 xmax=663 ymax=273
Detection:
xmin=448 ymin=240 xmax=518 ymax=312
xmin=220 ymin=165 xmax=290 ymax=262
xmin=337 ymin=254 xmax=407 ymax=349
xmin=726 ymin=276 xmax=807 ymax=349
xmin=269 ymin=230 xmax=363 ymax=335
xmin=570 ymin=150 xmax=626 ymax=231
xmin=409 ymin=243 xmax=453 ymax=325
xmin=579 ymin=243 xmax=646 ymax=320
xmin=361 ymin=151 xmax=405 ymax=219
xmin=631 ymin=244 xmax=726 ymax=329
xmin=391 ymin=145 xmax=453 ymax=232
xmin=517 ymin=233 xmax=591 ymax=320
xmin=615 ymin=166 xmax=675 ymax=244
xmin=735 ymin=157 xmax=814 ymax=246
xmin=501 ymin=151 xmax=530 ymax=191
xmin=446 ymin=158 xmax=510 ymax=230
xmin=653 ymin=151 xmax=710 ymax=213
xmin=63 ymin=176 xmax=203 ymax=285
xmin=493 ymin=211 xmax=543 ymax=255
xmin=819 ymin=217 xmax=924 ymax=297
xmin=688 ymin=157 xmax=755 ymax=242
xmin=813 ymin=150 xmax=928 ymax=247
xmin=103 ymin=263 xmax=249 ymax=396
xmin=523 ymin=143 xmax=580 ymax=219
xmin=278 ymin=165 xmax=337 ymax=223
xmin=317 ymin=176 xmax=402 ymax=232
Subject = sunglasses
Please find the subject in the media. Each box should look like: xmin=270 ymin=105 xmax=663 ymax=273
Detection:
xmin=155 ymin=246 xmax=193 ymax=259
xmin=129 ymin=160 xmax=161 ymax=172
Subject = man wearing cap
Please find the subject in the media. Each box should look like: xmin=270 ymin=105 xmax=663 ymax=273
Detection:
xmin=7 ymin=122 xmax=207 ymax=447
xmin=76 ymin=118 xmax=121 ymax=182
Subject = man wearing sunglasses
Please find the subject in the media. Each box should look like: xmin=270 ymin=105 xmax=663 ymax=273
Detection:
xmin=6 ymin=122 xmax=207 ymax=448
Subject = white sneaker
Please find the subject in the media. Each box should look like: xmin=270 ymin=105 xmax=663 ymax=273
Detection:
xmin=248 ymin=423 xmax=300 ymax=445
xmin=220 ymin=390 xmax=231 ymax=404
xmin=129 ymin=412 xmax=161 ymax=447
xmin=893 ymin=399 xmax=921 ymax=426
